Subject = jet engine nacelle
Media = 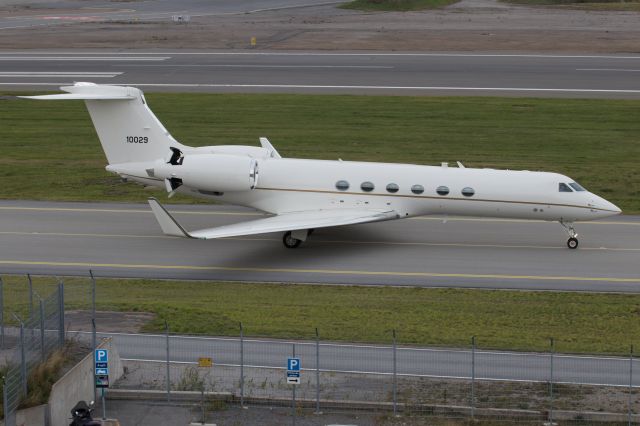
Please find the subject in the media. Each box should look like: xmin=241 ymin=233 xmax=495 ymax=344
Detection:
xmin=156 ymin=154 xmax=258 ymax=192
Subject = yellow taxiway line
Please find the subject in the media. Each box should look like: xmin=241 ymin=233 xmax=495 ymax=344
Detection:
xmin=0 ymin=230 xmax=639 ymax=251
xmin=0 ymin=259 xmax=638 ymax=283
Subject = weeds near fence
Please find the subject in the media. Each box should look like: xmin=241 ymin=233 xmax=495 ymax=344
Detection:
xmin=20 ymin=340 xmax=89 ymax=410
xmin=174 ymin=366 xmax=208 ymax=392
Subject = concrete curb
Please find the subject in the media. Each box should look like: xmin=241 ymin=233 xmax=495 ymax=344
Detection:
xmin=104 ymin=389 xmax=640 ymax=423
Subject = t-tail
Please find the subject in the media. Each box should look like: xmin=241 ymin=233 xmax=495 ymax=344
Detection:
xmin=21 ymin=82 xmax=186 ymax=165
xmin=21 ymin=82 xmax=278 ymax=197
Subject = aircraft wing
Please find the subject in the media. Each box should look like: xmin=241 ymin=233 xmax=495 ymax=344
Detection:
xmin=148 ymin=197 xmax=399 ymax=239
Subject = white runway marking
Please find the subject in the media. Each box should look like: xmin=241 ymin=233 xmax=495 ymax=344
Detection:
xmin=0 ymin=57 xmax=169 ymax=61
xmin=0 ymin=72 xmax=122 ymax=78
xmin=5 ymin=52 xmax=639 ymax=60
xmin=2 ymin=82 xmax=640 ymax=94
xmin=127 ymin=64 xmax=395 ymax=69
xmin=577 ymin=68 xmax=640 ymax=72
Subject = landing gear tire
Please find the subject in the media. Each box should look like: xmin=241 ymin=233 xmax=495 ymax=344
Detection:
xmin=567 ymin=237 xmax=579 ymax=250
xmin=283 ymin=231 xmax=302 ymax=249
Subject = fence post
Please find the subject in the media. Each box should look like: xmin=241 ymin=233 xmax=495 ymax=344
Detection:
xmin=92 ymin=318 xmax=97 ymax=400
xmin=57 ymin=281 xmax=65 ymax=347
xmin=90 ymin=270 xmax=97 ymax=365
xmin=3 ymin=383 xmax=9 ymax=425
xmin=292 ymin=343 xmax=296 ymax=426
xmin=27 ymin=274 xmax=33 ymax=319
xmin=549 ymin=337 xmax=554 ymax=425
xmin=1 ymin=276 xmax=4 ymax=349
xmin=629 ymin=344 xmax=634 ymax=426
xmin=165 ymin=320 xmax=170 ymax=402
xmin=392 ymin=329 xmax=397 ymax=416
xmin=471 ymin=336 xmax=476 ymax=419
xmin=239 ymin=321 xmax=244 ymax=408
xmin=13 ymin=313 xmax=27 ymax=397
xmin=315 ymin=327 xmax=321 ymax=415
xmin=39 ymin=297 xmax=45 ymax=363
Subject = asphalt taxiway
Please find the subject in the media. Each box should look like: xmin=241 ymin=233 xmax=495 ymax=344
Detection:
xmin=1 ymin=51 xmax=640 ymax=98
xmin=0 ymin=200 xmax=638 ymax=292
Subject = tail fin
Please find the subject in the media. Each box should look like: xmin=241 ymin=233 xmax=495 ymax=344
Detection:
xmin=21 ymin=82 xmax=184 ymax=164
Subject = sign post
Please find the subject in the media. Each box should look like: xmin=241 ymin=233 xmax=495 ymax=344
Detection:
xmin=95 ymin=349 xmax=109 ymax=420
xmin=288 ymin=349 xmax=300 ymax=425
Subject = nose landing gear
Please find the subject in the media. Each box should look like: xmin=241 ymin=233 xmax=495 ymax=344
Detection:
xmin=560 ymin=220 xmax=579 ymax=249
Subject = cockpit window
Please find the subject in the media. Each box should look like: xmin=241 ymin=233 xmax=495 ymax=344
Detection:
xmin=569 ymin=182 xmax=586 ymax=192
xmin=559 ymin=183 xmax=573 ymax=193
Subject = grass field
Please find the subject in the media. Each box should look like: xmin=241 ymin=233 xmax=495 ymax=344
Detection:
xmin=0 ymin=93 xmax=638 ymax=212
xmin=340 ymin=0 xmax=460 ymax=11
xmin=2 ymin=275 xmax=640 ymax=355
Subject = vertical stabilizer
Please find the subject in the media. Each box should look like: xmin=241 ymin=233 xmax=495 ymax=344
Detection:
xmin=21 ymin=83 xmax=185 ymax=164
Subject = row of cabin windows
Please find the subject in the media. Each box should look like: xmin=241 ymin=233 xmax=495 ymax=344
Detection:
xmin=335 ymin=180 xmax=475 ymax=197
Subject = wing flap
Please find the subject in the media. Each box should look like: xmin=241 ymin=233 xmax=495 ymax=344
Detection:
xmin=148 ymin=197 xmax=399 ymax=240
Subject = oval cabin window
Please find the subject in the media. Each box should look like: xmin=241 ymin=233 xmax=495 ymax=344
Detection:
xmin=386 ymin=183 xmax=399 ymax=193
xmin=461 ymin=187 xmax=475 ymax=197
xmin=335 ymin=180 xmax=349 ymax=191
xmin=411 ymin=184 xmax=424 ymax=195
xmin=436 ymin=186 xmax=449 ymax=196
xmin=361 ymin=181 xmax=375 ymax=192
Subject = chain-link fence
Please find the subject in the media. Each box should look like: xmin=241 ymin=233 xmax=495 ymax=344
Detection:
xmin=1 ymin=279 xmax=65 ymax=426
xmin=90 ymin=328 xmax=640 ymax=424
xmin=1 ymin=273 xmax=639 ymax=424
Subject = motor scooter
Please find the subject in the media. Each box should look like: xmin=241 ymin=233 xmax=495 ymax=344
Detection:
xmin=69 ymin=400 xmax=101 ymax=426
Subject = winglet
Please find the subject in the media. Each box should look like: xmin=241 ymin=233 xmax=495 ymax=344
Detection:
xmin=148 ymin=197 xmax=193 ymax=238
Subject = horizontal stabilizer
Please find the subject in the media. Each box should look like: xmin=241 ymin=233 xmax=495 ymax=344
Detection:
xmin=147 ymin=197 xmax=399 ymax=240
xmin=19 ymin=82 xmax=137 ymax=101
xmin=20 ymin=94 xmax=134 ymax=101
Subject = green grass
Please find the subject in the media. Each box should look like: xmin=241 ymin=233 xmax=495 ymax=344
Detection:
xmin=502 ymin=0 xmax=640 ymax=11
xmin=340 ymin=0 xmax=460 ymax=11
xmin=0 ymin=93 xmax=638 ymax=212
xmin=3 ymin=275 xmax=640 ymax=355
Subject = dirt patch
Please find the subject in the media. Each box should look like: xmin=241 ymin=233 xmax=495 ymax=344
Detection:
xmin=1 ymin=0 xmax=639 ymax=52
xmin=65 ymin=310 xmax=155 ymax=333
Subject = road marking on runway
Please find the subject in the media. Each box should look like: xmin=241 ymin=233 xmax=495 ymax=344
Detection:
xmin=12 ymin=52 xmax=639 ymax=59
xmin=577 ymin=68 xmax=640 ymax=72
xmin=1 ymin=230 xmax=638 ymax=251
xmin=0 ymin=259 xmax=639 ymax=283
xmin=0 ymin=205 xmax=261 ymax=216
xmin=94 ymin=83 xmax=640 ymax=95
xmin=127 ymin=64 xmax=395 ymax=69
xmin=0 ymin=72 xmax=122 ymax=78
xmin=2 ymin=82 xmax=639 ymax=95
xmin=0 ymin=57 xmax=169 ymax=61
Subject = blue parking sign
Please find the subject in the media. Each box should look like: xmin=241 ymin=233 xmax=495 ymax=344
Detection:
xmin=287 ymin=357 xmax=300 ymax=371
xmin=95 ymin=349 xmax=108 ymax=363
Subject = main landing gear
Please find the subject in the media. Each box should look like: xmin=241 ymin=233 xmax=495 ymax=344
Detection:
xmin=282 ymin=229 xmax=314 ymax=249
xmin=560 ymin=220 xmax=579 ymax=249
xmin=283 ymin=231 xmax=302 ymax=249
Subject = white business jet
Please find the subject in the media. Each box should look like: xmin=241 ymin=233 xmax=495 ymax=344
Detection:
xmin=23 ymin=83 xmax=621 ymax=249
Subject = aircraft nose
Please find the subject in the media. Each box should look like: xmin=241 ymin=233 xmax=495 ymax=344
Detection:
xmin=590 ymin=194 xmax=622 ymax=216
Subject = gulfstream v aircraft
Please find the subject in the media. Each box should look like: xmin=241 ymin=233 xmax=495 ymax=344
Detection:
xmin=23 ymin=83 xmax=621 ymax=249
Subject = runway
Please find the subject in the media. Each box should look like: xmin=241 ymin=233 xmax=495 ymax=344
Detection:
xmin=0 ymin=200 xmax=638 ymax=292
xmin=1 ymin=50 xmax=640 ymax=97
